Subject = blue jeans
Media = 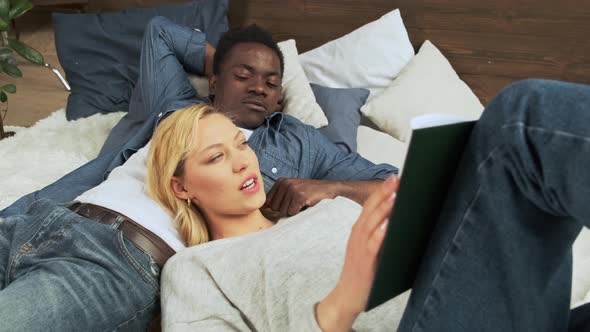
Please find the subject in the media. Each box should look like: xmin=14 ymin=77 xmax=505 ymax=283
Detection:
xmin=0 ymin=199 xmax=160 ymax=331
xmin=398 ymin=79 xmax=590 ymax=331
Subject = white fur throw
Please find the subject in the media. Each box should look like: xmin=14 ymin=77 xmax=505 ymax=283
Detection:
xmin=0 ymin=109 xmax=588 ymax=308
xmin=0 ymin=109 xmax=124 ymax=208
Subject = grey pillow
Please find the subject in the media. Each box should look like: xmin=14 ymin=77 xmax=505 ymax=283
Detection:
xmin=311 ymin=83 xmax=370 ymax=153
xmin=53 ymin=0 xmax=228 ymax=120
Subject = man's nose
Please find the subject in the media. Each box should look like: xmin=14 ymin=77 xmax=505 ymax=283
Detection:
xmin=248 ymin=77 xmax=267 ymax=96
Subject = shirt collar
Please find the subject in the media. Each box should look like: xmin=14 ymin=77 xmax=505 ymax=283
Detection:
xmin=263 ymin=112 xmax=284 ymax=130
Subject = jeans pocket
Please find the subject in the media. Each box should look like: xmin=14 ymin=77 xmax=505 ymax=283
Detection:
xmin=116 ymin=231 xmax=160 ymax=292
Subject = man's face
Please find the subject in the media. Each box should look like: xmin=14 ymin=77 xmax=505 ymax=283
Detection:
xmin=209 ymin=42 xmax=283 ymax=129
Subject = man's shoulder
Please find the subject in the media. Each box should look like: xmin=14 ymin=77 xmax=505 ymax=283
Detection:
xmin=277 ymin=113 xmax=316 ymax=132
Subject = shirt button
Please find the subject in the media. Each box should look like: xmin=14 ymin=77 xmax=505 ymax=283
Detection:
xmin=271 ymin=167 xmax=278 ymax=174
xmin=158 ymin=112 xmax=163 ymax=117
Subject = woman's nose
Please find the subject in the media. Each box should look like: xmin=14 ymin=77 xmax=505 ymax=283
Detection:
xmin=233 ymin=156 xmax=249 ymax=173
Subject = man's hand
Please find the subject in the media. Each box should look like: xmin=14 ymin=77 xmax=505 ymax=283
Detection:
xmin=264 ymin=178 xmax=391 ymax=218
xmin=264 ymin=178 xmax=341 ymax=217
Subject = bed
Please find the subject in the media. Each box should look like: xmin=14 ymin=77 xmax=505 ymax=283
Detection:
xmin=0 ymin=0 xmax=589 ymax=327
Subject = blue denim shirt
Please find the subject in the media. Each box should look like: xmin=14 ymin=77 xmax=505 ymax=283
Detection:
xmin=0 ymin=17 xmax=396 ymax=217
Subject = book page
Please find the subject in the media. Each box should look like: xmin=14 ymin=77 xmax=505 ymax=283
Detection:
xmin=410 ymin=113 xmax=468 ymax=130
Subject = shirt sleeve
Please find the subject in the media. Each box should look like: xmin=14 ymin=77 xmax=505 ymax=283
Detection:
xmin=308 ymin=125 xmax=399 ymax=181
xmin=139 ymin=16 xmax=207 ymax=120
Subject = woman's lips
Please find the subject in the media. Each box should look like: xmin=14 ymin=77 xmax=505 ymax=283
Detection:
xmin=240 ymin=176 xmax=260 ymax=194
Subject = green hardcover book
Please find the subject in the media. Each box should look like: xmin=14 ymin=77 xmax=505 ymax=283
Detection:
xmin=366 ymin=114 xmax=477 ymax=311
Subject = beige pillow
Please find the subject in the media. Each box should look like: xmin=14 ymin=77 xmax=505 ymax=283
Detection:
xmin=357 ymin=125 xmax=408 ymax=170
xmin=278 ymin=39 xmax=327 ymax=128
xmin=187 ymin=74 xmax=209 ymax=97
xmin=187 ymin=40 xmax=327 ymax=128
xmin=360 ymin=40 xmax=484 ymax=141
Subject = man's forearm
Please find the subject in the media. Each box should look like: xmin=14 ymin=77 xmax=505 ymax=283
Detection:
xmin=138 ymin=17 xmax=207 ymax=122
xmin=332 ymin=179 xmax=384 ymax=205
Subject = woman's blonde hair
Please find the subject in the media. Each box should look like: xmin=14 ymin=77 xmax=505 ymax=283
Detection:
xmin=146 ymin=104 xmax=217 ymax=247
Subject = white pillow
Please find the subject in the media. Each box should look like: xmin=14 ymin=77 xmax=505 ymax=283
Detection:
xmin=299 ymin=9 xmax=414 ymax=99
xmin=360 ymin=40 xmax=484 ymax=141
xmin=188 ymin=40 xmax=328 ymax=128
xmin=277 ymin=39 xmax=327 ymax=128
xmin=187 ymin=74 xmax=209 ymax=96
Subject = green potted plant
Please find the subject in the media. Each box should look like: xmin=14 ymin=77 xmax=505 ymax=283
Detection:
xmin=0 ymin=0 xmax=44 ymax=139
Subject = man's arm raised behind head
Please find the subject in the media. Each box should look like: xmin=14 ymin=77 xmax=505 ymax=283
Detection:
xmin=139 ymin=16 xmax=210 ymax=120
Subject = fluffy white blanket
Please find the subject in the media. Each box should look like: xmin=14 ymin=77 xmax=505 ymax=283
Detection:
xmin=0 ymin=109 xmax=588 ymax=308
xmin=0 ymin=109 xmax=124 ymax=208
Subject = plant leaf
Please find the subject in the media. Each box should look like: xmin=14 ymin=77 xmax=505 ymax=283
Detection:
xmin=0 ymin=60 xmax=22 ymax=77
xmin=8 ymin=0 xmax=32 ymax=20
xmin=0 ymin=0 xmax=8 ymax=21
xmin=0 ymin=91 xmax=7 ymax=102
xmin=8 ymin=38 xmax=43 ymax=65
xmin=0 ymin=17 xmax=7 ymax=31
xmin=1 ymin=83 xmax=15 ymax=93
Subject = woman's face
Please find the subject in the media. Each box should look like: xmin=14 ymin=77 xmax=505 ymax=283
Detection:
xmin=172 ymin=113 xmax=265 ymax=218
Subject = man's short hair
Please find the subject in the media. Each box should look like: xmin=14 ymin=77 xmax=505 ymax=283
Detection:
xmin=213 ymin=24 xmax=285 ymax=77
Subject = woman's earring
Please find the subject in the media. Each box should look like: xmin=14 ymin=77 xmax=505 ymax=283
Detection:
xmin=187 ymin=199 xmax=191 ymax=208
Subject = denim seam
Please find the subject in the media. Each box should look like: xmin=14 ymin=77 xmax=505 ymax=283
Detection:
xmin=502 ymin=122 xmax=590 ymax=143
xmin=114 ymin=294 xmax=158 ymax=330
xmin=116 ymin=232 xmax=160 ymax=292
xmin=7 ymin=207 xmax=65 ymax=282
xmin=410 ymin=144 xmax=504 ymax=331
xmin=502 ymin=122 xmax=590 ymax=216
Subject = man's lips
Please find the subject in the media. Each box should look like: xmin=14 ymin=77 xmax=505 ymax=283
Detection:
xmin=242 ymin=99 xmax=267 ymax=112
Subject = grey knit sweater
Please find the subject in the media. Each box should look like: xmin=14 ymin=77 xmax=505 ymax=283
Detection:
xmin=161 ymin=197 xmax=409 ymax=331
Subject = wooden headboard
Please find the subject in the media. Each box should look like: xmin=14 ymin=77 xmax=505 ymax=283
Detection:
xmin=227 ymin=0 xmax=590 ymax=105
xmin=88 ymin=0 xmax=590 ymax=105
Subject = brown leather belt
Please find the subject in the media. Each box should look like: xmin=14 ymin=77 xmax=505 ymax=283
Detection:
xmin=66 ymin=202 xmax=175 ymax=269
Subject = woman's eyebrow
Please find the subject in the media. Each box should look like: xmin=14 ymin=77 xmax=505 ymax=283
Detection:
xmin=201 ymin=130 xmax=243 ymax=152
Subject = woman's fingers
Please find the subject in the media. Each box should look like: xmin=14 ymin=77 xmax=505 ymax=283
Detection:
xmin=358 ymin=176 xmax=399 ymax=232
xmin=365 ymin=190 xmax=396 ymax=233
xmin=358 ymin=176 xmax=395 ymax=220
xmin=367 ymin=219 xmax=389 ymax=256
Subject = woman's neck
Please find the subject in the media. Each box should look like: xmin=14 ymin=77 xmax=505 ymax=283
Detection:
xmin=207 ymin=210 xmax=273 ymax=241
